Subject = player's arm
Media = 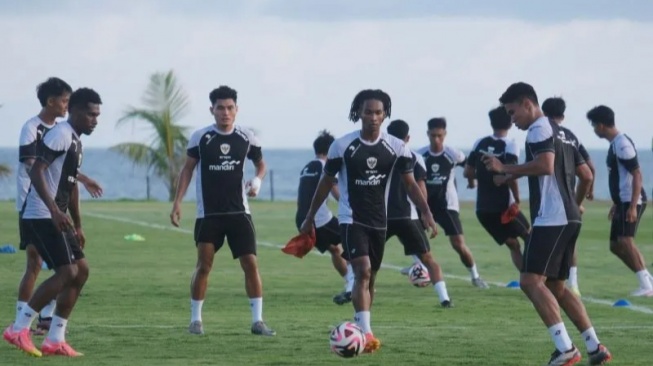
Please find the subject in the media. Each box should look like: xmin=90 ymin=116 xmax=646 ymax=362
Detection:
xmin=617 ymin=139 xmax=643 ymax=223
xmin=170 ymin=156 xmax=198 ymax=227
xmin=628 ymin=168 xmax=643 ymax=222
xmin=575 ymin=163 xmax=592 ymax=208
xmin=330 ymin=181 xmax=340 ymax=201
xmin=68 ymin=182 xmax=87 ymax=247
xmin=246 ymin=133 xmax=265 ymax=197
xmin=77 ymin=172 xmax=103 ymax=198
xmin=413 ymin=154 xmax=429 ymax=198
xmin=402 ymin=172 xmax=437 ymax=238
xmin=300 ymin=142 xmax=342 ymax=234
xmin=18 ymin=123 xmax=38 ymax=172
xmin=578 ymin=143 xmax=595 ymax=200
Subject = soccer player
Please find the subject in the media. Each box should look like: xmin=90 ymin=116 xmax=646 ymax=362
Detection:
xmin=386 ymin=119 xmax=452 ymax=307
xmin=4 ymin=88 xmax=102 ymax=357
xmin=464 ymin=107 xmax=530 ymax=271
xmin=420 ymin=118 xmax=489 ymax=288
xmin=15 ymin=77 xmax=102 ymax=336
xmin=299 ymin=89 xmax=438 ymax=353
xmin=170 ymin=86 xmax=275 ymax=336
xmin=295 ymin=130 xmax=355 ymax=305
xmin=587 ymin=105 xmax=652 ymax=296
xmin=542 ymin=97 xmax=596 ymax=296
xmin=484 ymin=82 xmax=611 ymax=365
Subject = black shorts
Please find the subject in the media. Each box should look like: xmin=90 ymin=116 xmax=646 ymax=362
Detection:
xmin=610 ymin=203 xmax=646 ymax=241
xmin=194 ymin=214 xmax=257 ymax=259
xmin=18 ymin=213 xmax=28 ymax=250
xmin=476 ymin=211 xmax=530 ymax=245
xmin=432 ymin=208 xmax=463 ymax=236
xmin=340 ymin=223 xmax=386 ymax=271
xmin=22 ymin=219 xmax=85 ymax=270
xmin=314 ymin=217 xmax=341 ymax=253
xmin=522 ymin=223 xmax=580 ymax=280
xmin=386 ymin=219 xmax=430 ymax=255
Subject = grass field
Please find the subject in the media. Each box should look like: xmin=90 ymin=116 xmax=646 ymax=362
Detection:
xmin=0 ymin=200 xmax=652 ymax=365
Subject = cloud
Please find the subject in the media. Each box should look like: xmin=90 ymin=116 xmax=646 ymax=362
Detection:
xmin=0 ymin=6 xmax=652 ymax=151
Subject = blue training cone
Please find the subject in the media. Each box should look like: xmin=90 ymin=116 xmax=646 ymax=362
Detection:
xmin=613 ymin=299 xmax=631 ymax=307
xmin=506 ymin=280 xmax=520 ymax=288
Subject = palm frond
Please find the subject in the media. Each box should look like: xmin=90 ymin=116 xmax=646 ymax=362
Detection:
xmin=0 ymin=164 xmax=11 ymax=178
xmin=109 ymin=143 xmax=156 ymax=167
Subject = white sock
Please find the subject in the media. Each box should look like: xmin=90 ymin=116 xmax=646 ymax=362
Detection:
xmin=190 ymin=299 xmax=203 ymax=322
xmin=354 ymin=311 xmax=371 ymax=334
xmin=249 ymin=297 xmax=263 ymax=323
xmin=344 ymin=264 xmax=355 ymax=292
xmin=411 ymin=255 xmax=422 ymax=265
xmin=15 ymin=301 xmax=27 ymax=323
xmin=434 ymin=281 xmax=450 ymax=303
xmin=46 ymin=315 xmax=68 ymax=343
xmin=40 ymin=300 xmax=56 ymax=319
xmin=636 ymin=270 xmax=652 ymax=289
xmin=568 ymin=266 xmax=578 ymax=288
xmin=468 ymin=264 xmax=480 ymax=279
xmin=581 ymin=327 xmax=600 ymax=353
xmin=548 ymin=322 xmax=573 ymax=353
xmin=13 ymin=304 xmax=37 ymax=332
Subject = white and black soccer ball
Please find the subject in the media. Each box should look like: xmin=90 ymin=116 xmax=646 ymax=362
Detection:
xmin=329 ymin=321 xmax=366 ymax=358
xmin=408 ymin=262 xmax=431 ymax=287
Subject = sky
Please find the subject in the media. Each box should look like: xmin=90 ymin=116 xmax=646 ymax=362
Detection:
xmin=1 ymin=0 xmax=653 ymax=151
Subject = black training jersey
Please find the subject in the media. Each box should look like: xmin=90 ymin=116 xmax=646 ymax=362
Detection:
xmin=295 ymin=159 xmax=334 ymax=228
xmin=187 ymin=124 xmax=262 ymax=218
xmin=22 ymin=121 xmax=82 ymax=219
xmin=467 ymin=135 xmax=519 ymax=213
xmin=420 ymin=145 xmax=466 ymax=212
xmin=607 ymin=133 xmax=646 ymax=205
xmin=324 ymin=130 xmax=412 ymax=229
xmin=525 ymin=117 xmax=584 ymax=226
xmin=387 ymin=150 xmax=427 ymax=220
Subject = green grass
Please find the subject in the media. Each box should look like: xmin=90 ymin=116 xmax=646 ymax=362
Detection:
xmin=0 ymin=200 xmax=652 ymax=365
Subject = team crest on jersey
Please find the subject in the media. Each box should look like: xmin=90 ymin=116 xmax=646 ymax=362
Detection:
xmin=366 ymin=157 xmax=377 ymax=169
xmin=431 ymin=164 xmax=440 ymax=173
xmin=488 ymin=146 xmax=495 ymax=153
xmin=220 ymin=143 xmax=230 ymax=155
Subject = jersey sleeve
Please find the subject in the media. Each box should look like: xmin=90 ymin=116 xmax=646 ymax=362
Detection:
xmin=392 ymin=138 xmax=413 ymax=175
xmin=466 ymin=139 xmax=482 ymax=167
xmin=187 ymin=129 xmax=202 ymax=159
xmin=615 ymin=137 xmax=639 ymax=172
xmin=526 ymin=122 xmax=554 ymax=157
xmin=505 ymin=138 xmax=519 ymax=164
xmin=245 ymin=128 xmax=263 ymax=163
xmin=324 ymin=139 xmax=344 ymax=177
xmin=447 ymin=146 xmax=466 ymax=166
xmin=37 ymin=128 xmax=69 ymax=166
xmin=413 ymin=152 xmax=427 ymax=181
xmin=18 ymin=122 xmax=38 ymax=162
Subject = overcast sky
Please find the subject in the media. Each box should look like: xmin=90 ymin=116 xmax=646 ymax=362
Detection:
xmin=1 ymin=0 xmax=652 ymax=150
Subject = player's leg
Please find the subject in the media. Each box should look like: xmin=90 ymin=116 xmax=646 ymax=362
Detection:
xmin=316 ymin=218 xmax=354 ymax=305
xmin=16 ymin=245 xmax=42 ymax=328
xmin=228 ymin=214 xmax=275 ymax=336
xmin=364 ymin=226 xmax=386 ymax=352
xmin=545 ymin=223 xmax=611 ymax=365
xmin=478 ymin=211 xmax=523 ymax=271
xmin=567 ymin=250 xmax=580 ymax=296
xmin=189 ymin=218 xmax=220 ymax=334
xmin=520 ymin=225 xmax=582 ymax=365
xmin=608 ymin=204 xmax=652 ymax=296
xmin=504 ymin=238 xmax=523 ymax=271
xmin=439 ymin=210 xmax=488 ymax=288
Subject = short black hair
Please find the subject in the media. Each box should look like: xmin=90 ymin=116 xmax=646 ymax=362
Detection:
xmin=499 ymin=82 xmax=539 ymax=106
xmin=209 ymin=86 xmax=237 ymax=105
xmin=488 ymin=106 xmax=511 ymax=130
xmin=68 ymin=88 xmax=102 ymax=112
xmin=348 ymin=89 xmax=391 ymax=122
xmin=427 ymin=117 xmax=446 ymax=130
xmin=36 ymin=77 xmax=72 ymax=107
xmin=387 ymin=119 xmax=409 ymax=140
xmin=313 ymin=130 xmax=335 ymax=155
xmin=586 ymin=105 xmax=615 ymax=128
xmin=542 ymin=97 xmax=566 ymax=119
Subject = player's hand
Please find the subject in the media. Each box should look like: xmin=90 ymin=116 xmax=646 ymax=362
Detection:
xmin=82 ymin=179 xmax=103 ymax=198
xmin=482 ymin=154 xmax=504 ymax=173
xmin=421 ymin=213 xmax=438 ymax=239
xmin=586 ymin=189 xmax=594 ymax=201
xmin=493 ymin=175 xmax=508 ymax=186
xmin=246 ymin=177 xmax=262 ymax=197
xmin=608 ymin=204 xmax=616 ymax=220
xmin=467 ymin=180 xmax=476 ymax=189
xmin=75 ymin=227 xmax=86 ymax=249
xmin=579 ymin=205 xmax=585 ymax=216
xmin=170 ymin=203 xmax=181 ymax=227
xmin=51 ymin=209 xmax=73 ymax=232
xmin=299 ymin=217 xmax=315 ymax=236
xmin=626 ymin=205 xmax=638 ymax=223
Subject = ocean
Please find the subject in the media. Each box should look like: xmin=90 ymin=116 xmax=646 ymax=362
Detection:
xmin=0 ymin=147 xmax=651 ymax=204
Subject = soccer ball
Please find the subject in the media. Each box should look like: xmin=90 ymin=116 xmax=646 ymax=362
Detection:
xmin=329 ymin=321 xmax=366 ymax=358
xmin=408 ymin=262 xmax=431 ymax=287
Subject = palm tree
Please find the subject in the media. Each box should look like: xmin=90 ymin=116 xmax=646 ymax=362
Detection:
xmin=111 ymin=70 xmax=190 ymax=201
xmin=0 ymin=164 xmax=10 ymax=179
